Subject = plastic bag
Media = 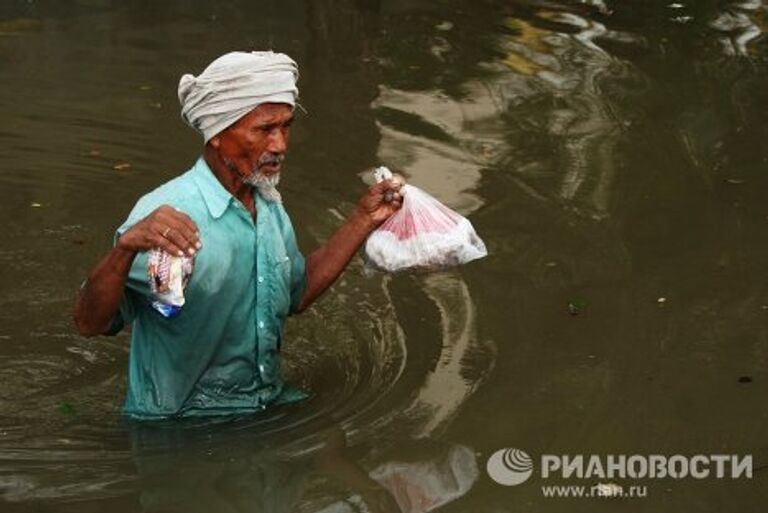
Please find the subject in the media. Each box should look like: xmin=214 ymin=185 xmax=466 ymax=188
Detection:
xmin=147 ymin=249 xmax=194 ymax=318
xmin=314 ymin=445 xmax=479 ymax=513
xmin=364 ymin=167 xmax=487 ymax=272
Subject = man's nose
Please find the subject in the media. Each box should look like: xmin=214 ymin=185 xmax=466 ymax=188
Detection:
xmin=267 ymin=129 xmax=288 ymax=154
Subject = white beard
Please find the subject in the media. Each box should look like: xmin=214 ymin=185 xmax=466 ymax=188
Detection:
xmin=244 ymin=170 xmax=282 ymax=203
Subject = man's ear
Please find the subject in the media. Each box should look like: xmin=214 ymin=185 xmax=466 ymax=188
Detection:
xmin=209 ymin=136 xmax=220 ymax=149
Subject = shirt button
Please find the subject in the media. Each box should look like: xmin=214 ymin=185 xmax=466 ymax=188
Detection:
xmin=258 ymin=321 xmax=265 ymax=329
xmin=258 ymin=276 xmax=264 ymax=283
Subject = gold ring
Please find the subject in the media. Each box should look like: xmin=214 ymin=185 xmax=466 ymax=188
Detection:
xmin=162 ymin=227 xmax=171 ymax=238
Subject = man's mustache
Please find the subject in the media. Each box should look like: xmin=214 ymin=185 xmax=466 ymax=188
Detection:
xmin=257 ymin=153 xmax=284 ymax=169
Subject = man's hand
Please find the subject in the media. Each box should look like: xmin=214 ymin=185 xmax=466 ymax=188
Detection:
xmin=118 ymin=205 xmax=201 ymax=257
xmin=74 ymin=205 xmax=202 ymax=336
xmin=355 ymin=177 xmax=404 ymax=230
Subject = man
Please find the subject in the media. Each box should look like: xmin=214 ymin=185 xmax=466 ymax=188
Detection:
xmin=73 ymin=51 xmax=402 ymax=419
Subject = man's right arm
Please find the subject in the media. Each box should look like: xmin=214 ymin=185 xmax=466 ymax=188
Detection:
xmin=73 ymin=246 xmax=139 ymax=337
xmin=73 ymin=205 xmax=201 ymax=337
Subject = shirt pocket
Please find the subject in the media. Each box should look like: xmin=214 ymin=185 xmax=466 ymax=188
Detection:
xmin=270 ymin=253 xmax=292 ymax=319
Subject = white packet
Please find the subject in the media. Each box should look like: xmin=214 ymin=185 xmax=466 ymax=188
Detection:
xmin=147 ymin=249 xmax=194 ymax=318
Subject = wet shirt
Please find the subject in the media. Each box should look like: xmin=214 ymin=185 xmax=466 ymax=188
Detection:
xmin=112 ymin=157 xmax=307 ymax=419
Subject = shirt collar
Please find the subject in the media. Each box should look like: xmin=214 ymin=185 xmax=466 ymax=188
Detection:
xmin=191 ymin=157 xmax=233 ymax=219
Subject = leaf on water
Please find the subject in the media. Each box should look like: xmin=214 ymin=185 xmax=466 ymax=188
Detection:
xmin=0 ymin=18 xmax=43 ymax=34
xmin=59 ymin=402 xmax=76 ymax=415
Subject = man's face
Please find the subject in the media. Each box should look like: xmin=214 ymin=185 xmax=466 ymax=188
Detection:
xmin=212 ymin=102 xmax=294 ymax=183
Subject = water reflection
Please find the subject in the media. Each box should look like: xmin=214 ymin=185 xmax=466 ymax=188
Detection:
xmin=313 ymin=442 xmax=477 ymax=513
xmin=371 ymin=1 xmax=644 ymax=219
xmin=1 ymin=0 xmax=768 ymax=511
xmin=710 ymin=0 xmax=767 ymax=56
xmin=130 ymin=420 xmax=476 ymax=513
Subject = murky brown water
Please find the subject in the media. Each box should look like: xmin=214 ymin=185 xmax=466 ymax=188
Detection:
xmin=1 ymin=0 xmax=767 ymax=511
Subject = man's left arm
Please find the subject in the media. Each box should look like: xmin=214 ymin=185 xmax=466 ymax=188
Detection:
xmin=295 ymin=178 xmax=402 ymax=313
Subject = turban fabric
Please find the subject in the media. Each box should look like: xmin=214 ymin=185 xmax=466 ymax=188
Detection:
xmin=178 ymin=51 xmax=299 ymax=143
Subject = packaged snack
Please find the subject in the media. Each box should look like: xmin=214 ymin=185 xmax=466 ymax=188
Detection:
xmin=147 ymin=249 xmax=194 ymax=318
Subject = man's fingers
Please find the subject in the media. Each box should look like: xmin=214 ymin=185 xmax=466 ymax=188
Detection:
xmin=170 ymin=209 xmax=200 ymax=238
xmin=370 ymin=178 xmax=402 ymax=194
xmin=151 ymin=233 xmax=185 ymax=257
xmin=165 ymin=216 xmax=201 ymax=251
xmin=163 ymin=225 xmax=197 ymax=256
xmin=369 ymin=181 xmax=387 ymax=194
xmin=154 ymin=208 xmax=201 ymax=253
xmin=155 ymin=205 xmax=200 ymax=239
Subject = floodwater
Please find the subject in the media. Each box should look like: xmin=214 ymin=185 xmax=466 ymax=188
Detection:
xmin=1 ymin=0 xmax=767 ymax=511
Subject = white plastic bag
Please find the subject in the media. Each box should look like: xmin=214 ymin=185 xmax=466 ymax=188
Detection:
xmin=364 ymin=167 xmax=487 ymax=272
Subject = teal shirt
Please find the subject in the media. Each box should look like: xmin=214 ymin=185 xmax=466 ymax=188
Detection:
xmin=113 ymin=158 xmax=307 ymax=419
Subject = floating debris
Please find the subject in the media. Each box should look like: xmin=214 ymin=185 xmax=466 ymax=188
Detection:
xmin=59 ymin=402 xmax=76 ymax=416
xmin=568 ymin=300 xmax=586 ymax=316
xmin=139 ymin=85 xmax=152 ymax=91
xmin=737 ymin=376 xmax=753 ymax=384
xmin=30 ymin=202 xmax=42 ymax=208
xmin=436 ymin=21 xmax=454 ymax=31
xmin=725 ymin=178 xmax=746 ymax=185
xmin=0 ymin=18 xmax=43 ymax=35
xmin=113 ymin=162 xmax=132 ymax=171
xmin=657 ymin=297 xmax=667 ymax=304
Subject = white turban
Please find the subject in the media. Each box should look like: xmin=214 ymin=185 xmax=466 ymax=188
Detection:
xmin=178 ymin=51 xmax=299 ymax=143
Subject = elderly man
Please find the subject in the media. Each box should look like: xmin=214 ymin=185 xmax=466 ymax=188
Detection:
xmin=73 ymin=51 xmax=402 ymax=419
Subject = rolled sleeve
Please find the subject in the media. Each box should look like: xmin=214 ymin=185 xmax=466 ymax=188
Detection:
xmin=109 ymin=217 xmax=153 ymax=332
